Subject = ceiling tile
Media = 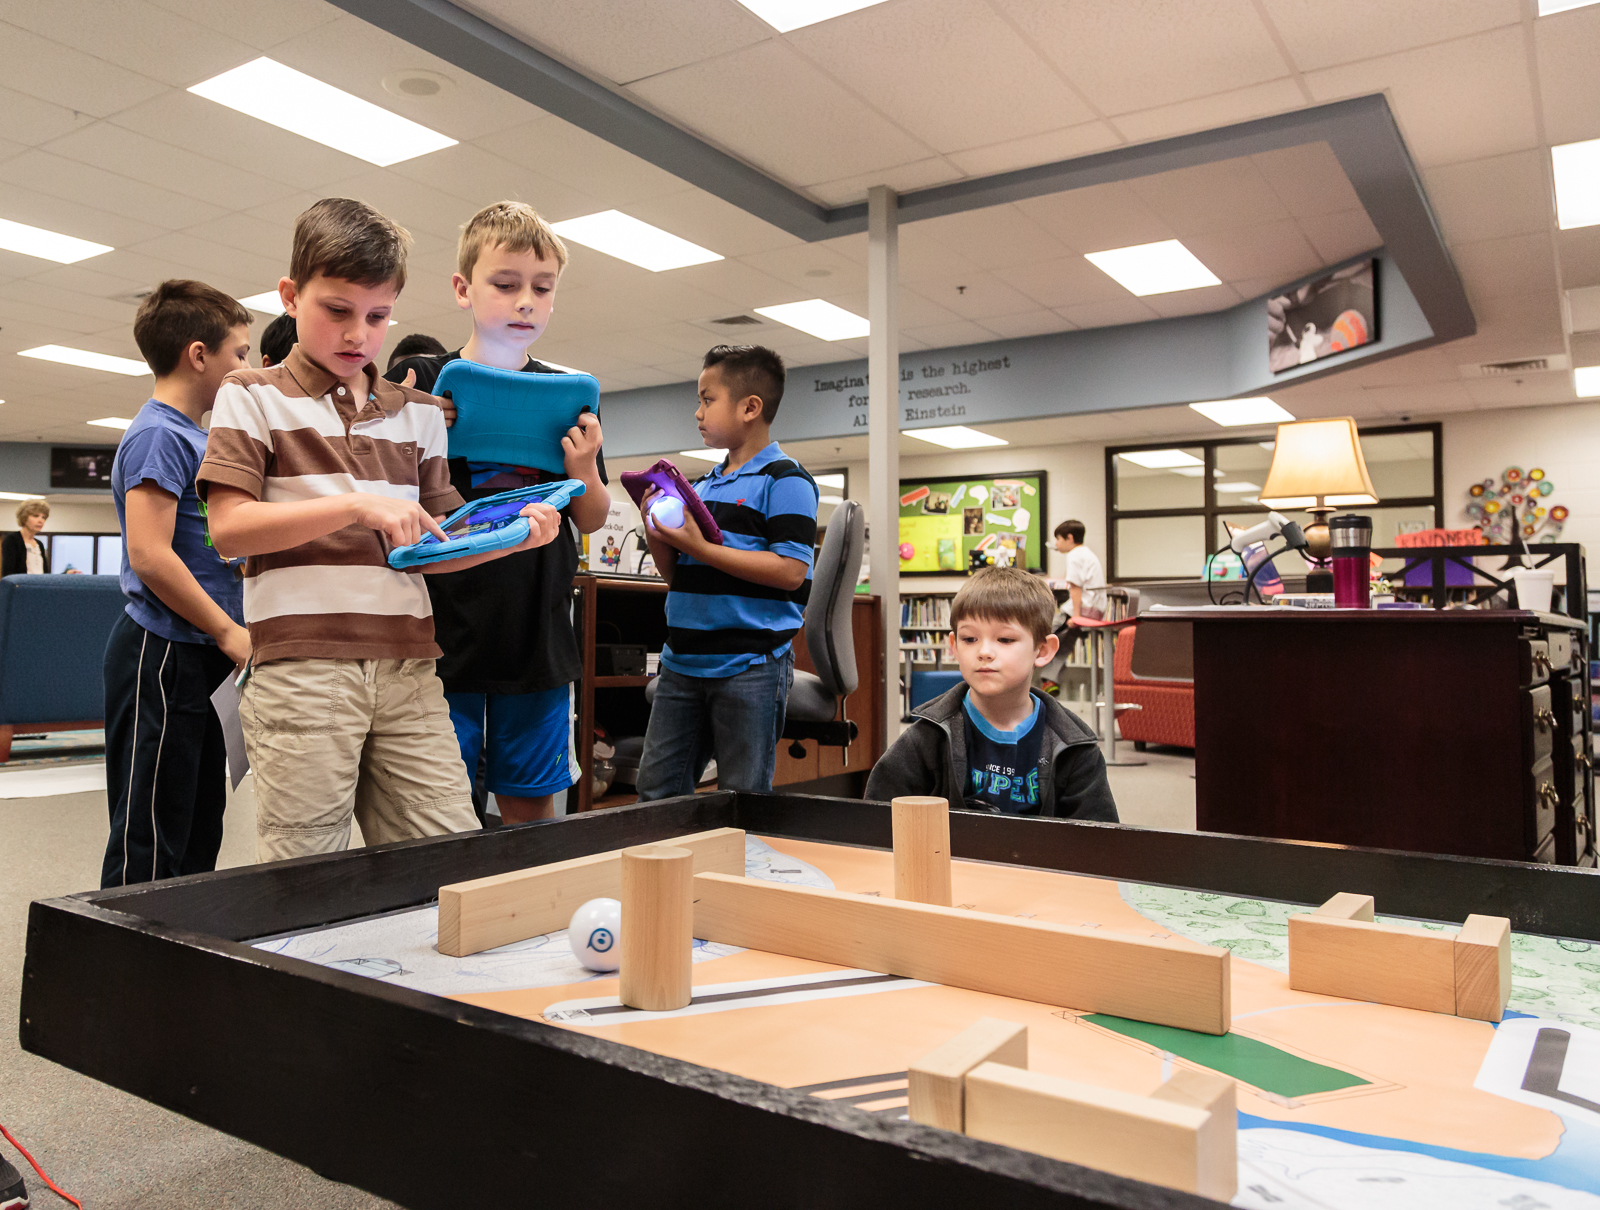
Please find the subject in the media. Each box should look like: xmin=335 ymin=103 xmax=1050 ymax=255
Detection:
xmin=1054 ymin=297 xmax=1161 ymax=329
xmin=475 ymin=117 xmax=691 ymax=207
xmin=0 ymin=179 xmax=166 ymax=249
xmin=1 ymin=148 xmax=229 ymax=232
xmin=143 ymin=0 xmax=340 ymax=53
xmin=903 ymin=204 xmax=1071 ymax=272
xmin=108 ymin=90 xmax=367 ymax=190
xmin=627 ymin=40 xmax=932 ymax=187
xmin=1298 ymin=209 xmax=1383 ymax=263
xmin=992 ymin=0 xmax=1290 ymax=116
xmin=460 ymin=0 xmax=773 ymax=85
xmin=0 ymin=86 xmax=96 ymax=147
xmin=1304 ymin=26 xmax=1537 ymax=167
xmin=906 ymin=274 xmax=1039 ymax=320
xmin=944 ymin=122 xmax=1122 ymax=178
xmin=1557 ymin=227 xmax=1600 ymax=291
xmin=658 ymin=258 xmax=803 ymax=310
xmin=1452 ymin=233 xmax=1560 ymax=307
xmin=1422 ymin=150 xmax=1551 ymax=246
xmin=1014 ymin=181 xmax=1177 ymax=254
xmin=1114 ymin=78 xmax=1305 ymax=145
xmin=903 ymin=319 xmax=1002 ymax=350
xmin=2 ymin=0 xmax=258 ymax=89
xmin=787 ymin=0 xmax=1095 ymax=154
xmin=28 ymin=263 xmax=159 ymax=301
xmin=1462 ymin=374 xmax=1577 ymax=407
xmin=321 ymin=168 xmax=494 ymax=244
xmin=980 ymin=310 xmax=1076 ymax=340
xmin=805 ymin=158 xmax=961 ymax=207
xmin=388 ymin=142 xmax=599 ymax=220
xmin=738 ymin=242 xmax=874 ymax=291
xmin=1259 ymin=0 xmax=1521 ymax=72
xmin=994 ymin=255 xmax=1133 ymax=309
xmin=122 ymin=233 xmax=287 ymax=296
xmin=1534 ymin=3 xmax=1600 ymax=146
xmin=623 ymin=189 xmax=801 ymax=259
xmin=886 ymin=290 xmax=963 ymax=330
xmin=1250 ymin=141 xmax=1362 ymax=217
xmin=1128 ymin=155 xmax=1290 ymax=236
xmin=0 ymin=19 xmax=167 ymax=117
xmin=1184 ymin=218 xmax=1322 ymax=283
xmin=1141 ymin=282 xmax=1243 ymax=318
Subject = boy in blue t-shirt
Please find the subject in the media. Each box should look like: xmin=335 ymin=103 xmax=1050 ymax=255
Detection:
xmin=637 ymin=345 xmax=818 ymax=798
xmin=101 ymin=280 xmax=254 ymax=887
xmin=865 ymin=567 xmax=1118 ymax=820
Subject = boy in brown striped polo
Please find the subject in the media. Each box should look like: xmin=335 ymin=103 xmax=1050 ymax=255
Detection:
xmin=197 ymin=199 xmax=564 ymax=862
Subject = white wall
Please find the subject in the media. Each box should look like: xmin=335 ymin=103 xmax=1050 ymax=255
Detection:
xmin=39 ymin=501 xmax=119 ymax=534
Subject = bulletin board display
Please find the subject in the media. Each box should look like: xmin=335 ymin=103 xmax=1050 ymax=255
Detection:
xmin=897 ymin=471 xmax=1047 ymax=575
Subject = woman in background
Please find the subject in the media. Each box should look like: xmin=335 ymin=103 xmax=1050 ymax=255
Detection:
xmin=1 ymin=500 xmax=50 ymax=577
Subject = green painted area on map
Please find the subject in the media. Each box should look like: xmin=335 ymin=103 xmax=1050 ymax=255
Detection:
xmin=1082 ymin=1014 xmax=1371 ymax=1098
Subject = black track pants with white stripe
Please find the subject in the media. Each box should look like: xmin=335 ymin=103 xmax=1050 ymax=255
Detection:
xmin=101 ymin=612 xmax=235 ymax=888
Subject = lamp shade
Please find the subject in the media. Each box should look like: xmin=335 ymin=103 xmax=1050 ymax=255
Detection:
xmin=1259 ymin=417 xmax=1378 ymax=507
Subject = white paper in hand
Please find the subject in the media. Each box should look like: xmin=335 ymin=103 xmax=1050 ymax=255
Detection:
xmin=209 ymin=673 xmax=250 ymax=790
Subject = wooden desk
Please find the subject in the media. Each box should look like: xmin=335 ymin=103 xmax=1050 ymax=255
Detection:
xmin=1143 ymin=609 xmax=1594 ymax=865
xmin=571 ymin=574 xmax=884 ymax=811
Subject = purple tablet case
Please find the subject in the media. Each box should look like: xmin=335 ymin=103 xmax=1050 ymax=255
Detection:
xmin=620 ymin=459 xmax=724 ymax=545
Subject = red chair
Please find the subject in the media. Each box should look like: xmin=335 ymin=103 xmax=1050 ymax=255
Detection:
xmin=1113 ymin=623 xmax=1195 ymax=750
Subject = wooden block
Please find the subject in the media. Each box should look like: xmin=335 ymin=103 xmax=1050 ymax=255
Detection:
xmin=620 ymin=845 xmax=694 ymax=1011
xmin=1454 ymin=913 xmax=1512 ymax=1023
xmin=1287 ymin=914 xmax=1456 ymax=1014
xmin=437 ymin=827 xmax=744 ymax=957
xmin=892 ymin=795 xmax=952 ymax=906
xmin=1313 ymin=892 xmax=1375 ymax=921
xmin=1151 ymin=1067 xmax=1236 ymax=1124
xmin=965 ymin=1062 xmax=1235 ymax=1202
xmin=908 ymin=1018 xmax=1027 ymax=1132
xmin=692 ymin=872 xmax=1231 ymax=1034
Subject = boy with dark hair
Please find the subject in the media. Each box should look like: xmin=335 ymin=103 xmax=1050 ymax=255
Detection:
xmin=636 ymin=344 xmax=817 ymax=799
xmin=198 ymin=199 xmax=564 ymax=861
xmin=387 ymin=332 xmax=447 ymax=371
xmin=866 ymin=567 xmax=1117 ymax=820
xmin=258 ymin=311 xmax=296 ymax=367
xmin=387 ymin=200 xmax=609 ymax=824
xmin=1053 ymin=518 xmax=1107 ymax=620
xmin=102 ymin=279 xmax=254 ymax=887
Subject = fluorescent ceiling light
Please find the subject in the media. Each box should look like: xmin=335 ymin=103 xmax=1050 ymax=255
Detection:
xmin=1216 ymin=481 xmax=1261 ymax=493
xmin=0 ymin=492 xmax=43 ymax=501
xmin=1538 ymin=0 xmax=1598 ymax=13
xmin=1258 ymin=441 xmax=1276 ymax=450
xmin=1576 ymin=365 xmax=1600 ymax=397
xmin=87 ymin=417 xmax=134 ymax=430
xmin=0 ymin=217 xmax=111 ymax=264
xmin=20 ymin=345 xmax=149 ymax=376
xmin=678 ymin=448 xmax=727 ymax=463
xmin=238 ymin=290 xmax=285 ymax=316
xmin=1189 ymin=398 xmax=1295 ymax=427
xmin=733 ymin=0 xmax=889 ymax=32
xmin=755 ymin=299 xmax=870 ymax=341
xmin=550 ymin=210 xmax=721 ymax=272
xmin=1084 ymin=239 xmax=1221 ymax=296
xmin=1553 ymin=138 xmax=1600 ymax=230
xmin=1118 ymin=448 xmax=1202 ymax=469
xmin=818 ymin=494 xmax=845 ymax=505
xmin=814 ymin=473 xmax=845 ymax=489
xmin=1260 ymin=495 xmax=1315 ymax=508
xmin=1171 ymin=467 xmax=1207 ymax=477
xmin=1326 ymin=494 xmax=1378 ymax=506
xmin=189 ymin=57 xmax=456 ymax=167
xmin=904 ymin=426 xmax=1008 ymax=449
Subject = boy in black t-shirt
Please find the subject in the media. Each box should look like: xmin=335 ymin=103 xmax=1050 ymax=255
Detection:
xmin=865 ymin=568 xmax=1117 ymax=820
xmin=388 ymin=202 xmax=609 ymax=823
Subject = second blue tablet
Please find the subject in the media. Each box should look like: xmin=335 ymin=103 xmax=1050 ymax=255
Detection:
xmin=435 ymin=359 xmax=602 ymax=475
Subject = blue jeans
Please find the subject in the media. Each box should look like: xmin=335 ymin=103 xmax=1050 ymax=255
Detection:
xmin=636 ymin=652 xmax=794 ymax=800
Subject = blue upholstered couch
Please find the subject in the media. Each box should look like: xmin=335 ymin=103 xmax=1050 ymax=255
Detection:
xmin=0 ymin=574 xmax=125 ymax=760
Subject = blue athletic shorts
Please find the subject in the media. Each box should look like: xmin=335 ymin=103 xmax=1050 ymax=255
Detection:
xmin=445 ymin=685 xmax=578 ymax=798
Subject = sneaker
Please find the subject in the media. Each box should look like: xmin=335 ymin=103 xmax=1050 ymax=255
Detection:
xmin=0 ymin=1154 xmax=27 ymax=1210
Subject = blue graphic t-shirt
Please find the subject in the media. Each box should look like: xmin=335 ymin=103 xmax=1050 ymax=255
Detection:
xmin=112 ymin=400 xmax=244 ymax=644
xmin=962 ymin=693 xmax=1044 ymax=814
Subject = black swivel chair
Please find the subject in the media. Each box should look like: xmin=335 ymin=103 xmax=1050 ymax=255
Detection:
xmin=642 ymin=499 xmax=865 ymax=759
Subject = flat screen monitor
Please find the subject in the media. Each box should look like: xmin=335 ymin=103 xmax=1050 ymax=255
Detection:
xmin=51 ymin=446 xmax=116 ymax=489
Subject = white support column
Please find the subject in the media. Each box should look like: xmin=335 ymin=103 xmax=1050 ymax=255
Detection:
xmin=867 ymin=186 xmax=900 ymax=737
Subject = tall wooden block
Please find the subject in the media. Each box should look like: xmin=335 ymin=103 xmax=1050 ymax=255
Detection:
xmin=693 ymin=872 xmax=1231 ymax=1034
xmin=892 ymin=796 xmax=953 ymax=906
xmin=908 ymin=1018 xmax=1027 ymax=1132
xmin=437 ymin=827 xmax=744 ymax=957
xmin=1454 ymin=913 xmax=1512 ymax=1023
xmin=1314 ymin=892 xmax=1375 ymax=921
xmin=620 ymin=844 xmax=694 ymax=1012
xmin=965 ymin=1063 xmax=1236 ymax=1202
xmin=1287 ymin=913 xmax=1457 ymax=1014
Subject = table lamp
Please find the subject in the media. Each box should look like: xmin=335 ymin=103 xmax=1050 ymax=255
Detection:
xmin=1259 ymin=417 xmax=1378 ymax=562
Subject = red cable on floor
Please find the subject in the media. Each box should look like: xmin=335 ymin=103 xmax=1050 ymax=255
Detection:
xmin=0 ymin=1122 xmax=82 ymax=1209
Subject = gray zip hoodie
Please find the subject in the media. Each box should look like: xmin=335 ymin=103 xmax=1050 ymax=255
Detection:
xmin=864 ymin=684 xmax=1119 ymax=821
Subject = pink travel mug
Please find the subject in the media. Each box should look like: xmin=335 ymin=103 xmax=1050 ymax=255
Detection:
xmin=1329 ymin=514 xmax=1372 ymax=608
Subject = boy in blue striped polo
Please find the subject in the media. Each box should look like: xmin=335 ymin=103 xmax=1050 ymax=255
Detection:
xmin=638 ymin=345 xmax=818 ymax=798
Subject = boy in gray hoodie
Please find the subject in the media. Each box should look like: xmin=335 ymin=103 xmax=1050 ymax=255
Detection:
xmin=866 ymin=567 xmax=1117 ymax=820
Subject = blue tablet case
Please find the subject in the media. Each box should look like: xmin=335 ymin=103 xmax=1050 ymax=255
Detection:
xmin=387 ymin=480 xmax=585 ymax=571
xmin=434 ymin=359 xmax=602 ymax=475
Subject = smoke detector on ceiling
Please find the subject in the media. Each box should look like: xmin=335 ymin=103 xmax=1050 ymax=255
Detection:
xmin=382 ymin=70 xmax=453 ymax=99
xmin=709 ymin=314 xmax=764 ymax=327
xmin=1459 ymin=355 xmax=1570 ymax=378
